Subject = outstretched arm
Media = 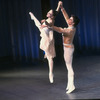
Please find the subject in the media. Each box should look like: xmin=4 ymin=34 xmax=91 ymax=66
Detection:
xmin=51 ymin=26 xmax=65 ymax=33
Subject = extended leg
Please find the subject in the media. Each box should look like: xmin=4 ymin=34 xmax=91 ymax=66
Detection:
xmin=29 ymin=12 xmax=41 ymax=31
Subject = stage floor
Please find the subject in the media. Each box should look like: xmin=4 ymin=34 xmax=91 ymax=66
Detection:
xmin=0 ymin=55 xmax=100 ymax=100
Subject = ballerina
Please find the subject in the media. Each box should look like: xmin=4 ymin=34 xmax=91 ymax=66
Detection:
xmin=29 ymin=5 xmax=60 ymax=83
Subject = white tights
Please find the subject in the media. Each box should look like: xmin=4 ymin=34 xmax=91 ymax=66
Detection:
xmin=47 ymin=56 xmax=53 ymax=74
xmin=64 ymin=47 xmax=75 ymax=93
xmin=47 ymin=56 xmax=54 ymax=83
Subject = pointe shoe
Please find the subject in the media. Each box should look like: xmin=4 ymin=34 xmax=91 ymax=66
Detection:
xmin=66 ymin=83 xmax=70 ymax=90
xmin=66 ymin=86 xmax=69 ymax=90
xmin=66 ymin=85 xmax=75 ymax=94
xmin=49 ymin=73 xmax=54 ymax=83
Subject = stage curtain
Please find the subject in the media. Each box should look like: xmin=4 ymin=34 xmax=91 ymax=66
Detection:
xmin=0 ymin=0 xmax=42 ymax=62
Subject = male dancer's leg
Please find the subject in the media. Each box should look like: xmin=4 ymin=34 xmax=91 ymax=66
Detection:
xmin=64 ymin=47 xmax=75 ymax=93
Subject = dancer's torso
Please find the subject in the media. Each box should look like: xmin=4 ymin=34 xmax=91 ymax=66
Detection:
xmin=62 ymin=27 xmax=76 ymax=48
xmin=42 ymin=18 xmax=54 ymax=35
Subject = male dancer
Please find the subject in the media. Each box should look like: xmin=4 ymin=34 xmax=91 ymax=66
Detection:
xmin=47 ymin=1 xmax=80 ymax=93
xmin=29 ymin=5 xmax=60 ymax=83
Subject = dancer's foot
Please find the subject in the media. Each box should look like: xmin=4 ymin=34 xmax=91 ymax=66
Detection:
xmin=66 ymin=86 xmax=69 ymax=90
xmin=49 ymin=73 xmax=54 ymax=83
xmin=66 ymin=83 xmax=70 ymax=90
xmin=66 ymin=85 xmax=75 ymax=94
xmin=29 ymin=12 xmax=34 ymax=20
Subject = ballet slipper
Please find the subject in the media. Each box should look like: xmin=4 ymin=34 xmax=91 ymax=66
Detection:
xmin=66 ymin=86 xmax=69 ymax=90
xmin=66 ymin=82 xmax=70 ymax=90
xmin=49 ymin=73 xmax=54 ymax=83
xmin=66 ymin=85 xmax=75 ymax=94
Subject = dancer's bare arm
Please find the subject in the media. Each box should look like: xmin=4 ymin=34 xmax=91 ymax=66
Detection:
xmin=41 ymin=19 xmax=46 ymax=24
xmin=51 ymin=26 xmax=65 ymax=33
xmin=59 ymin=1 xmax=70 ymax=24
xmin=56 ymin=1 xmax=61 ymax=12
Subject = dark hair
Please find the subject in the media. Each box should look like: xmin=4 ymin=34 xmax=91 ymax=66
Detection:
xmin=53 ymin=10 xmax=58 ymax=18
xmin=71 ymin=15 xmax=80 ymax=27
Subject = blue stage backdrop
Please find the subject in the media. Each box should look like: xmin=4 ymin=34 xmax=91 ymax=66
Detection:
xmin=0 ymin=0 xmax=100 ymax=63
xmin=0 ymin=0 xmax=42 ymax=63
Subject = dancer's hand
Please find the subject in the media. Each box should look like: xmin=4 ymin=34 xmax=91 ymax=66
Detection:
xmin=40 ymin=25 xmax=48 ymax=29
xmin=56 ymin=1 xmax=62 ymax=11
xmin=58 ymin=1 xmax=63 ymax=8
xmin=41 ymin=19 xmax=46 ymax=24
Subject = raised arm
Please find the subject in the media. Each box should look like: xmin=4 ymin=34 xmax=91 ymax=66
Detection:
xmin=56 ymin=1 xmax=61 ymax=12
xmin=59 ymin=1 xmax=70 ymax=24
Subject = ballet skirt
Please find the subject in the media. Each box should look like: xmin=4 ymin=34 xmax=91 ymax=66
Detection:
xmin=40 ymin=21 xmax=56 ymax=58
